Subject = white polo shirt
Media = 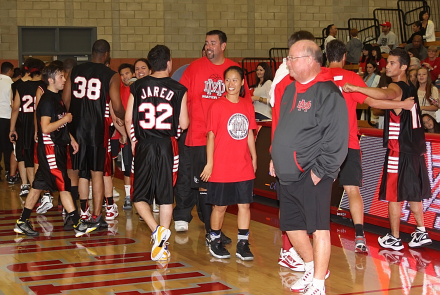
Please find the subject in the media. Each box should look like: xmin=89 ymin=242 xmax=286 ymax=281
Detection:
xmin=0 ymin=74 xmax=13 ymax=119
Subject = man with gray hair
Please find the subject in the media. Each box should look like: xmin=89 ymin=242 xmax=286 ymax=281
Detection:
xmin=270 ymin=40 xmax=349 ymax=295
xmin=409 ymin=57 xmax=421 ymax=70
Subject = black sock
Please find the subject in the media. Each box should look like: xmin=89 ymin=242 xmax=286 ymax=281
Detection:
xmin=19 ymin=208 xmax=32 ymax=222
xmin=68 ymin=210 xmax=80 ymax=225
xmin=80 ymin=199 xmax=88 ymax=212
xmin=71 ymin=186 xmax=79 ymax=210
xmin=198 ymin=190 xmax=212 ymax=232
xmin=106 ymin=196 xmax=114 ymax=206
xmin=354 ymin=224 xmax=364 ymax=237
xmin=211 ymin=229 xmax=221 ymax=236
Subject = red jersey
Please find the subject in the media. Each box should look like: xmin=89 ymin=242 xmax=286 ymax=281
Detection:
xmin=271 ymin=74 xmax=294 ymax=141
xmin=423 ymin=57 xmax=440 ymax=83
xmin=206 ymin=96 xmax=257 ymax=182
xmin=180 ymin=57 xmax=251 ymax=146
xmin=376 ymin=58 xmax=387 ymax=72
xmin=328 ymin=67 xmax=367 ymax=150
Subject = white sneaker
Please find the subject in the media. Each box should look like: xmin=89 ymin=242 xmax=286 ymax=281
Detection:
xmin=88 ymin=186 xmax=93 ymax=200
xmin=152 ymin=199 xmax=159 ymax=213
xmin=151 ymin=226 xmax=171 ymax=261
xmin=409 ymin=229 xmax=432 ymax=248
xmin=80 ymin=207 xmax=92 ymax=221
xmin=303 ymin=283 xmax=326 ymax=295
xmin=112 ymin=187 xmax=120 ymax=198
xmin=290 ymin=268 xmax=314 ymax=292
xmin=175 ymin=221 xmax=188 ymax=232
xmin=36 ymin=193 xmax=53 ymax=214
xmin=106 ymin=203 xmax=119 ymax=220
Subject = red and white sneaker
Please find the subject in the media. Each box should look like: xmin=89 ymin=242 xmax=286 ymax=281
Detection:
xmin=80 ymin=208 xmax=91 ymax=221
xmin=303 ymin=283 xmax=326 ymax=295
xmin=106 ymin=203 xmax=119 ymax=220
xmin=290 ymin=269 xmax=330 ymax=292
xmin=278 ymin=248 xmax=305 ymax=271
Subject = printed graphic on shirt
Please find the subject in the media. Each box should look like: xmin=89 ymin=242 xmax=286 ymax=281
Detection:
xmin=297 ymin=99 xmax=311 ymax=112
xmin=203 ymin=74 xmax=225 ymax=99
xmin=227 ymin=113 xmax=249 ymax=140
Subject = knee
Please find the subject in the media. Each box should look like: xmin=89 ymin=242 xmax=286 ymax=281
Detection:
xmin=312 ymin=230 xmax=330 ymax=241
xmin=213 ymin=205 xmax=227 ymax=214
xmin=238 ymin=203 xmax=250 ymax=211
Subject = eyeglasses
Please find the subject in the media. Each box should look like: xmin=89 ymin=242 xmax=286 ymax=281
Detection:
xmin=286 ymin=55 xmax=310 ymax=62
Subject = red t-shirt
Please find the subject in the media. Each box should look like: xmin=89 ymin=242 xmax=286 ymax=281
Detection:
xmin=328 ymin=67 xmax=367 ymax=150
xmin=180 ymin=57 xmax=251 ymax=146
xmin=423 ymin=57 xmax=440 ymax=83
xmin=206 ymin=96 xmax=257 ymax=182
xmin=271 ymin=74 xmax=294 ymax=141
xmin=376 ymin=58 xmax=387 ymax=72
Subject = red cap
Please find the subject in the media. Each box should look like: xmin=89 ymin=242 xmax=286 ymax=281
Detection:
xmin=380 ymin=21 xmax=391 ymax=28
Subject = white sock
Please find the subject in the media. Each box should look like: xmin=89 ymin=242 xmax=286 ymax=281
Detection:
xmin=304 ymin=261 xmax=314 ymax=272
xmin=417 ymin=226 xmax=426 ymax=232
xmin=312 ymin=278 xmax=325 ymax=289
xmin=124 ymin=185 xmax=131 ymax=197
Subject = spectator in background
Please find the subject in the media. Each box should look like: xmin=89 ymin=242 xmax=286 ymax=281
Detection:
xmin=378 ymin=22 xmax=398 ymax=53
xmin=420 ymin=10 xmax=435 ymax=42
xmin=251 ymin=62 xmax=273 ymax=120
xmin=363 ymin=61 xmax=381 ymax=87
xmin=409 ymin=57 xmax=421 ymax=70
xmin=422 ymin=114 xmax=440 ymax=133
xmin=372 ymin=46 xmax=386 ymax=73
xmin=172 ymin=44 xmax=206 ymax=82
xmin=405 ymin=35 xmax=427 ymax=61
xmin=416 ymin=67 xmax=439 ymax=119
xmin=408 ymin=68 xmax=418 ymax=86
xmin=408 ymin=47 xmax=421 ymax=59
xmin=0 ymin=62 xmax=14 ymax=178
xmin=323 ymin=24 xmax=337 ymax=54
xmin=359 ymin=44 xmax=374 ymax=74
xmin=12 ymin=68 xmax=21 ymax=82
xmin=422 ymin=46 xmax=440 ymax=83
xmin=346 ymin=29 xmax=362 ymax=65
xmin=405 ymin=21 xmax=424 ymax=45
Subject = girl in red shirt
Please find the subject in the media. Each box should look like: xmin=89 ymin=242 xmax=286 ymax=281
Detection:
xmin=201 ymin=66 xmax=257 ymax=261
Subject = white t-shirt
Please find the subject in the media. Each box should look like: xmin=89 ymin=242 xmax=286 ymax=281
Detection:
xmin=378 ymin=31 xmax=398 ymax=53
xmin=324 ymin=35 xmax=336 ymax=53
xmin=253 ymin=80 xmax=272 ymax=119
xmin=0 ymin=74 xmax=13 ymax=119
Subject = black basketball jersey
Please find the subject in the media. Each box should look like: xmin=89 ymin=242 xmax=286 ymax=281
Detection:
xmin=16 ymin=80 xmax=46 ymax=148
xmin=131 ymin=76 xmax=187 ymax=141
xmin=36 ymin=90 xmax=70 ymax=147
xmin=69 ymin=62 xmax=115 ymax=147
xmin=11 ymin=79 xmax=24 ymax=101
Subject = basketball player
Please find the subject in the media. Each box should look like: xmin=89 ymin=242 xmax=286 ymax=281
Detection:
xmin=344 ymin=48 xmax=432 ymax=251
xmin=62 ymin=39 xmax=125 ymax=228
xmin=14 ymin=63 xmax=98 ymax=237
xmin=125 ymin=45 xmax=189 ymax=261
xmin=10 ymin=58 xmax=45 ymax=197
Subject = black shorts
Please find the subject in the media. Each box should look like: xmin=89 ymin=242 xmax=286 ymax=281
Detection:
xmin=121 ymin=142 xmax=133 ymax=177
xmin=279 ymin=174 xmax=333 ymax=234
xmin=111 ymin=139 xmax=120 ymax=159
xmin=132 ymin=137 xmax=178 ymax=205
xmin=189 ymin=145 xmax=207 ymax=189
xmin=72 ymin=144 xmax=106 ymax=174
xmin=33 ymin=144 xmax=71 ymax=193
xmin=338 ymin=148 xmax=363 ymax=187
xmin=15 ymin=128 xmax=34 ymax=168
xmin=206 ymin=180 xmax=254 ymax=206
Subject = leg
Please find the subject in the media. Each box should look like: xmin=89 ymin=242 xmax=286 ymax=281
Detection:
xmin=159 ymin=204 xmax=173 ymax=229
xmin=27 ymin=167 xmax=35 ymax=185
xmin=78 ymin=176 xmax=89 ymax=201
xmin=237 ymin=203 xmax=250 ymax=229
xmin=135 ymin=201 xmax=158 ymax=232
xmin=287 ymin=230 xmax=313 ymax=263
xmin=409 ymin=201 xmax=424 ymax=227
xmin=344 ymin=185 xmax=364 ymax=225
xmin=10 ymin=151 xmax=17 ymax=176
xmin=90 ymin=171 xmax=104 ymax=216
xmin=59 ymin=191 xmax=76 ymax=213
xmin=18 ymin=161 xmax=27 ymax=184
xmin=388 ymin=202 xmax=401 ymax=238
xmin=198 ymin=187 xmax=212 ymax=232
xmin=211 ymin=205 xmax=227 ymax=230
xmin=312 ymin=230 xmax=331 ymax=280
xmin=23 ymin=188 xmax=43 ymax=210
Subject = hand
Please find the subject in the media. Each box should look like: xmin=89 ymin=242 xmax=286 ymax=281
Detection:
xmin=71 ymin=138 xmax=79 ymax=154
xmin=9 ymin=131 xmax=17 ymax=142
xmin=112 ymin=129 xmax=117 ymax=138
xmin=252 ymin=158 xmax=257 ymax=173
xmin=311 ymin=170 xmax=321 ymax=185
xmin=342 ymin=83 xmax=357 ymax=93
xmin=200 ymin=163 xmax=213 ymax=182
xmin=119 ymin=134 xmax=127 ymax=145
xmin=34 ymin=131 xmax=38 ymax=143
xmin=269 ymin=160 xmax=276 ymax=177
xmin=131 ymin=141 xmax=137 ymax=155
xmin=251 ymin=96 xmax=260 ymax=102
xmin=116 ymin=117 xmax=124 ymax=127
xmin=402 ymin=97 xmax=415 ymax=110
xmin=64 ymin=113 xmax=73 ymax=123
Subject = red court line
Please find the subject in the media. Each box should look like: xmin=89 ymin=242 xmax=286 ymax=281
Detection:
xmin=339 ymin=282 xmax=440 ymax=294
xmin=29 ymin=271 xmax=205 ymax=295
xmin=19 ymin=262 xmax=186 ymax=282
xmin=115 ymin=282 xmax=231 ymax=295
xmin=8 ymin=252 xmax=152 ymax=272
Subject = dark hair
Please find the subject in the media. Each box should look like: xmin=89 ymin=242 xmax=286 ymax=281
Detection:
xmin=288 ymin=30 xmax=315 ymax=48
xmin=361 ymin=44 xmax=374 ymax=63
xmin=325 ymin=24 xmax=335 ymax=36
xmin=21 ymin=57 xmax=35 ymax=76
xmin=51 ymin=60 xmax=63 ymax=68
xmin=224 ymin=66 xmax=245 ymax=98
xmin=206 ymin=30 xmax=227 ymax=44
xmin=407 ymin=47 xmax=421 ymax=59
xmin=42 ymin=63 xmax=63 ymax=85
xmin=12 ymin=68 xmax=21 ymax=79
xmin=134 ymin=58 xmax=151 ymax=70
xmin=1 ymin=62 xmax=14 ymax=74
xmin=350 ymin=28 xmax=358 ymax=37
xmin=63 ymin=58 xmax=77 ymax=73
xmin=27 ymin=58 xmax=45 ymax=78
xmin=372 ymin=45 xmax=382 ymax=62
xmin=377 ymin=72 xmax=392 ymax=88
xmin=419 ymin=10 xmax=429 ymax=21
xmin=251 ymin=62 xmax=273 ymax=88
xmin=147 ymin=45 xmax=171 ymax=72
xmin=389 ymin=48 xmax=410 ymax=68
xmin=92 ymin=39 xmax=111 ymax=55
xmin=326 ymin=39 xmax=346 ymax=63
xmin=416 ymin=67 xmax=434 ymax=100
xmin=422 ymin=114 xmax=440 ymax=133
xmin=363 ymin=61 xmax=380 ymax=79
xmin=414 ymin=21 xmax=422 ymax=29
xmin=118 ymin=63 xmax=135 ymax=74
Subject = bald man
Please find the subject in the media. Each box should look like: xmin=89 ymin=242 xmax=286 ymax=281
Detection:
xmin=271 ymin=40 xmax=349 ymax=295
xmin=405 ymin=35 xmax=428 ymax=61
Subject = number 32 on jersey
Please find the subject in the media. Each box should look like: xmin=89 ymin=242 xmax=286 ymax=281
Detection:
xmin=138 ymin=103 xmax=173 ymax=130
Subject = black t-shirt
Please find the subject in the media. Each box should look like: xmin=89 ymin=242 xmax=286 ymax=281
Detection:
xmin=130 ymin=76 xmax=187 ymax=141
xmin=36 ymin=90 xmax=70 ymax=146
xmin=69 ymin=62 xmax=115 ymax=147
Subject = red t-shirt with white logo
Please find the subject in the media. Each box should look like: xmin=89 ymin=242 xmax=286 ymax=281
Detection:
xmin=328 ymin=67 xmax=367 ymax=150
xmin=206 ymin=96 xmax=257 ymax=182
xmin=180 ymin=57 xmax=251 ymax=146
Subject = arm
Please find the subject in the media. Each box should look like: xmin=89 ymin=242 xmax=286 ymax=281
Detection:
xmin=179 ymin=92 xmax=189 ymax=130
xmin=343 ymin=82 xmax=402 ymax=100
xmin=109 ymin=73 xmax=125 ymax=123
xmin=364 ymin=96 xmax=414 ymax=110
xmin=109 ymin=101 xmax=127 ymax=144
xmin=34 ymin=87 xmax=43 ymax=141
xmin=40 ymin=113 xmax=72 ymax=134
xmin=124 ymin=93 xmax=135 ymax=144
xmin=247 ymin=130 xmax=257 ymax=173
xmin=200 ymin=131 xmax=215 ymax=182
xmin=62 ymin=76 xmax=72 ymax=111
xmin=9 ymin=91 xmax=20 ymax=142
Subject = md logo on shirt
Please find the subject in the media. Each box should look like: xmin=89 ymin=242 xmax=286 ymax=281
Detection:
xmin=203 ymin=74 xmax=225 ymax=99
xmin=228 ymin=113 xmax=249 ymax=140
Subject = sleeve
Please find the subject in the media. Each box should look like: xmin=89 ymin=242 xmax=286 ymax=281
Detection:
xmin=311 ymin=91 xmax=349 ymax=179
xmin=346 ymin=40 xmax=353 ymax=53
xmin=432 ymin=86 xmax=439 ymax=101
xmin=389 ymin=33 xmax=397 ymax=46
xmin=38 ymin=99 xmax=55 ymax=119
xmin=262 ymin=80 xmax=272 ymax=101
xmin=206 ymin=103 xmax=219 ymax=135
xmin=179 ymin=65 xmax=193 ymax=104
xmin=424 ymin=21 xmax=435 ymax=41
xmin=371 ymin=75 xmax=381 ymax=88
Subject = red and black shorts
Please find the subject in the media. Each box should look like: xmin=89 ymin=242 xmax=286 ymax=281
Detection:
xmin=132 ymin=137 xmax=178 ymax=205
xmin=32 ymin=144 xmax=71 ymax=193
xmin=34 ymin=141 xmax=38 ymax=165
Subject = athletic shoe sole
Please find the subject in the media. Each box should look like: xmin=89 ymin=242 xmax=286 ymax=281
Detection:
xmin=278 ymin=259 xmax=305 ymax=271
xmin=209 ymin=246 xmax=231 ymax=259
xmin=378 ymin=237 xmax=404 ymax=251
xmin=236 ymin=252 xmax=254 ymax=261
xmin=151 ymin=228 xmax=171 ymax=261
xmin=75 ymin=226 xmax=98 ymax=237
xmin=409 ymin=239 xmax=433 ymax=248
xmin=290 ymin=270 xmax=330 ymax=292
xmin=14 ymin=227 xmax=39 ymax=236
xmin=36 ymin=202 xmax=53 ymax=214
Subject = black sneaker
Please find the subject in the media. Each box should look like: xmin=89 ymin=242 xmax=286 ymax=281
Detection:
xmin=409 ymin=229 xmax=432 ymax=248
xmin=221 ymin=231 xmax=232 ymax=244
xmin=205 ymin=232 xmax=211 ymax=246
xmin=73 ymin=219 xmax=99 ymax=237
xmin=123 ymin=197 xmax=132 ymax=210
xmin=14 ymin=220 xmax=39 ymax=236
xmin=7 ymin=174 xmax=19 ymax=184
xmin=209 ymin=237 xmax=231 ymax=259
xmin=5 ymin=170 xmax=9 ymax=178
xmin=63 ymin=215 xmax=74 ymax=230
xmin=93 ymin=214 xmax=108 ymax=229
xmin=236 ymin=239 xmax=254 ymax=261
xmin=19 ymin=184 xmax=30 ymax=197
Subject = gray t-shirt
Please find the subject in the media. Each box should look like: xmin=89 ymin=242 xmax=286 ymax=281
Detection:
xmin=378 ymin=31 xmax=398 ymax=53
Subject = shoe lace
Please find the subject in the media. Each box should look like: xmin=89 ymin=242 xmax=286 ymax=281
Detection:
xmin=239 ymin=240 xmax=251 ymax=252
xmin=25 ymin=220 xmax=35 ymax=230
